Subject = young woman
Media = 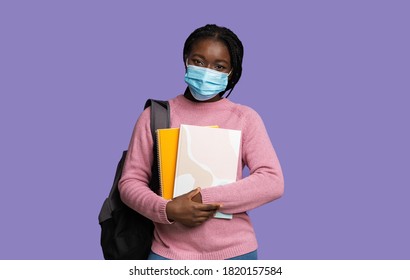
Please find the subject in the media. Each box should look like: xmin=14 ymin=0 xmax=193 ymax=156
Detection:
xmin=119 ymin=24 xmax=284 ymax=260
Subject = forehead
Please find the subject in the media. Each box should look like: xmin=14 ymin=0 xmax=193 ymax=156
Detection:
xmin=189 ymin=38 xmax=231 ymax=62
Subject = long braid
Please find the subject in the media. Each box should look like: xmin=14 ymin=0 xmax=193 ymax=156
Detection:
xmin=183 ymin=24 xmax=244 ymax=98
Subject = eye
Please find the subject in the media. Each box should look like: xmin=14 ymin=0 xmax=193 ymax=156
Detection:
xmin=192 ymin=59 xmax=204 ymax=66
xmin=214 ymin=65 xmax=226 ymax=71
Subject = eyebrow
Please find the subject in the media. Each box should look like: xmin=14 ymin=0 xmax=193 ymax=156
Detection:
xmin=191 ymin=54 xmax=230 ymax=65
xmin=214 ymin=59 xmax=230 ymax=65
xmin=191 ymin=54 xmax=205 ymax=59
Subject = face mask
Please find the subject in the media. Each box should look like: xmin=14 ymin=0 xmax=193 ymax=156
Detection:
xmin=184 ymin=65 xmax=230 ymax=101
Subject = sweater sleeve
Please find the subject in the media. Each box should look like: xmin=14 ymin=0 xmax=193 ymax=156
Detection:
xmin=200 ymin=108 xmax=284 ymax=214
xmin=118 ymin=108 xmax=172 ymax=224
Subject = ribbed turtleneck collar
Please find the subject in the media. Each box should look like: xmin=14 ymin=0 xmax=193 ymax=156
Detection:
xmin=176 ymin=93 xmax=231 ymax=111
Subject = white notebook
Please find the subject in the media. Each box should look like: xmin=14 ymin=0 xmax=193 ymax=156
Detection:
xmin=173 ymin=124 xmax=241 ymax=219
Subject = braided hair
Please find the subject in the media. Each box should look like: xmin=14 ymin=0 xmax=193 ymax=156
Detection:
xmin=183 ymin=24 xmax=244 ymax=98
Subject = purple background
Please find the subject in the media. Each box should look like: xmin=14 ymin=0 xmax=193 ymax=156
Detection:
xmin=1 ymin=1 xmax=409 ymax=260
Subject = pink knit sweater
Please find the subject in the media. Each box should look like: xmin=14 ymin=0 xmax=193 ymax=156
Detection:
xmin=118 ymin=94 xmax=284 ymax=260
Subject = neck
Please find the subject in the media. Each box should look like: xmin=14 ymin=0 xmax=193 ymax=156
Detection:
xmin=183 ymin=87 xmax=223 ymax=103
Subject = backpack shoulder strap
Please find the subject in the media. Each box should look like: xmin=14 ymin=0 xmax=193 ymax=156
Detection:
xmin=144 ymin=99 xmax=170 ymax=140
xmin=144 ymin=99 xmax=170 ymax=194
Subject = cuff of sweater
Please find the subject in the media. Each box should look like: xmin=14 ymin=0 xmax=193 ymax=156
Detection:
xmin=200 ymin=188 xmax=214 ymax=205
xmin=201 ymin=186 xmax=232 ymax=214
xmin=159 ymin=200 xmax=174 ymax=224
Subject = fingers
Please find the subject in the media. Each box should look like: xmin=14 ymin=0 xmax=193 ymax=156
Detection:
xmin=186 ymin=211 xmax=216 ymax=227
xmin=186 ymin=187 xmax=201 ymax=199
xmin=194 ymin=202 xmax=221 ymax=212
xmin=166 ymin=188 xmax=224 ymax=227
xmin=191 ymin=203 xmax=223 ymax=221
xmin=181 ymin=207 xmax=221 ymax=227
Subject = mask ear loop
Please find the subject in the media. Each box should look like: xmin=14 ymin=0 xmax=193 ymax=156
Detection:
xmin=224 ymin=87 xmax=234 ymax=98
xmin=223 ymin=68 xmax=234 ymax=98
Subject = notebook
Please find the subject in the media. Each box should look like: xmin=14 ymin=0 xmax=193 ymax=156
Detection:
xmin=173 ymin=124 xmax=241 ymax=219
xmin=156 ymin=128 xmax=180 ymax=200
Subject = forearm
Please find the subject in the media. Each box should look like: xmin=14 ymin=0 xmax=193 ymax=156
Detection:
xmin=117 ymin=108 xmax=172 ymax=224
xmin=201 ymin=165 xmax=284 ymax=214
xmin=119 ymin=177 xmax=172 ymax=224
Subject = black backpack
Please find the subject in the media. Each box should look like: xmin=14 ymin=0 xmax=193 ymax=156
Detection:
xmin=98 ymin=99 xmax=170 ymax=260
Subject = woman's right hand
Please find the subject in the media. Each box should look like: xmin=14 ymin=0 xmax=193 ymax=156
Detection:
xmin=166 ymin=188 xmax=221 ymax=227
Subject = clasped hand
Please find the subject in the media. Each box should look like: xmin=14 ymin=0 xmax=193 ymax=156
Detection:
xmin=166 ymin=188 xmax=221 ymax=227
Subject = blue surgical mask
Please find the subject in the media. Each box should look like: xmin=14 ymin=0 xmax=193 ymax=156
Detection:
xmin=184 ymin=65 xmax=230 ymax=101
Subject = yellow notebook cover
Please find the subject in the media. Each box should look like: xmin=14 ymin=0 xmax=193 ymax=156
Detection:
xmin=156 ymin=128 xmax=179 ymax=200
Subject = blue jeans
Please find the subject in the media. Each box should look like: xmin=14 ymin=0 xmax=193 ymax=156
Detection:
xmin=147 ymin=250 xmax=258 ymax=260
